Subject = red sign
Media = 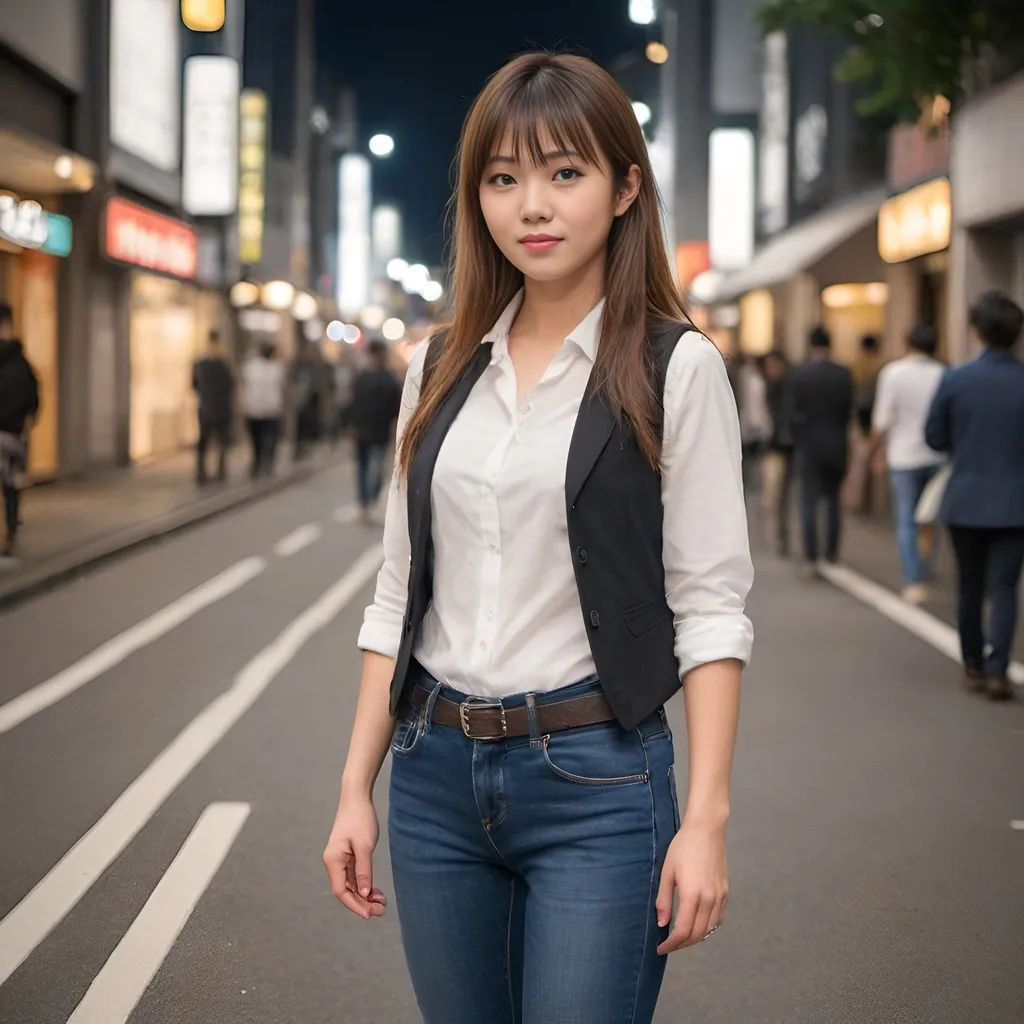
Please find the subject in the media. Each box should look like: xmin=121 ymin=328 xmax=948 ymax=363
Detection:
xmin=675 ymin=241 xmax=711 ymax=290
xmin=104 ymin=196 xmax=198 ymax=279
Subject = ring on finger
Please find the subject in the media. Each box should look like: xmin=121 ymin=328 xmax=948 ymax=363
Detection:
xmin=702 ymin=923 xmax=721 ymax=941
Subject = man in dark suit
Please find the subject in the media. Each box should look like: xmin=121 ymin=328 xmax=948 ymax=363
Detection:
xmin=789 ymin=325 xmax=855 ymax=573
xmin=925 ymin=290 xmax=1024 ymax=701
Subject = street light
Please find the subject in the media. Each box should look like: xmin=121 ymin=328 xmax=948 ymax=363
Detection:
xmin=646 ymin=41 xmax=669 ymax=64
xmin=369 ymin=134 xmax=395 ymax=158
xmin=181 ymin=0 xmax=225 ymax=32
xmin=402 ymin=263 xmax=430 ymax=295
xmin=382 ymin=317 xmax=406 ymax=341
xmin=632 ymin=101 xmax=652 ymax=127
xmin=386 ymin=257 xmax=409 ymax=282
xmin=326 ymin=320 xmax=345 ymax=342
xmin=629 ymin=0 xmax=656 ymax=26
xmin=261 ymin=280 xmax=295 ymax=311
xmin=421 ymin=281 xmax=444 ymax=303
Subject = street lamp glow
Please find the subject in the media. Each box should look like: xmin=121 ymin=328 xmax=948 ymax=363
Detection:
xmin=369 ymin=134 xmax=395 ymax=158
xmin=291 ymin=291 xmax=318 ymax=321
xmin=361 ymin=305 xmax=387 ymax=330
xmin=386 ymin=257 xmax=409 ymax=281
xmin=382 ymin=317 xmax=406 ymax=341
xmin=261 ymin=280 xmax=295 ymax=311
xmin=326 ymin=320 xmax=345 ymax=342
xmin=646 ymin=41 xmax=669 ymax=64
xmin=343 ymin=324 xmax=362 ymax=344
xmin=632 ymin=101 xmax=652 ymax=127
xmin=629 ymin=0 xmax=656 ymax=26
xmin=230 ymin=281 xmax=260 ymax=308
xmin=421 ymin=280 xmax=444 ymax=303
xmin=402 ymin=263 xmax=430 ymax=295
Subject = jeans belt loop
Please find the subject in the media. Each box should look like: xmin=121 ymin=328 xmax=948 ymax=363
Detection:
xmin=524 ymin=693 xmax=542 ymax=749
xmin=421 ymin=679 xmax=445 ymax=734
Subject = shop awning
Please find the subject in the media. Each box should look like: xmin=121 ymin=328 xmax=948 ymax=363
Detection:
xmin=714 ymin=194 xmax=885 ymax=302
xmin=0 ymin=124 xmax=96 ymax=194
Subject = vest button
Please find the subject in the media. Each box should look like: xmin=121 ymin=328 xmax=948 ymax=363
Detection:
xmin=589 ymin=609 xmax=600 ymax=628
xmin=576 ymin=547 xmax=588 ymax=564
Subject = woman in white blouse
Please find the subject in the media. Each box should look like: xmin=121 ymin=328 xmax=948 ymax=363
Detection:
xmin=324 ymin=52 xmax=753 ymax=1024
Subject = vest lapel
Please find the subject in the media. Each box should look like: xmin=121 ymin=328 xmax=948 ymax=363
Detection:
xmin=565 ymin=369 xmax=617 ymax=508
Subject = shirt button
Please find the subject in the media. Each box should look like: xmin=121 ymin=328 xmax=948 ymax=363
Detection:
xmin=576 ymin=547 xmax=588 ymax=564
xmin=486 ymin=609 xmax=495 ymax=620
xmin=479 ymin=640 xmax=487 ymax=651
xmin=521 ymin=403 xmax=532 ymax=415
xmin=589 ymin=610 xmax=600 ymax=628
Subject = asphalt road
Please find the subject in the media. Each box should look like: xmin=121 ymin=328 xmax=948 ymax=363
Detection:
xmin=1 ymin=461 xmax=1021 ymax=1024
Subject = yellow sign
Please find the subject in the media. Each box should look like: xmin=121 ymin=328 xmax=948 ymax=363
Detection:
xmin=181 ymin=0 xmax=225 ymax=32
xmin=238 ymin=90 xmax=267 ymax=266
xmin=878 ymin=177 xmax=951 ymax=264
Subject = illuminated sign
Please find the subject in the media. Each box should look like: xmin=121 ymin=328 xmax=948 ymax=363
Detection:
xmin=182 ymin=55 xmax=240 ymax=216
xmin=337 ymin=153 xmax=372 ymax=318
xmin=878 ymin=177 xmax=951 ymax=264
xmin=0 ymin=195 xmax=73 ymax=256
xmin=104 ymin=196 xmax=198 ymax=278
xmin=181 ymin=0 xmax=225 ymax=32
xmin=238 ymin=89 xmax=267 ymax=265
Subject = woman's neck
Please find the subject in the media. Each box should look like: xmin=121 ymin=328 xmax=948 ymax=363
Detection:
xmin=513 ymin=254 xmax=605 ymax=347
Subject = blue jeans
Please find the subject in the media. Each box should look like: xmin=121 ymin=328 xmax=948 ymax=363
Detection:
xmin=388 ymin=666 xmax=680 ymax=1024
xmin=355 ymin=439 xmax=388 ymax=508
xmin=889 ymin=465 xmax=942 ymax=586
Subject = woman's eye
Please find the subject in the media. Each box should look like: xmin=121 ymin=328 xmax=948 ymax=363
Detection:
xmin=488 ymin=173 xmax=516 ymax=187
xmin=554 ymin=167 xmax=581 ymax=182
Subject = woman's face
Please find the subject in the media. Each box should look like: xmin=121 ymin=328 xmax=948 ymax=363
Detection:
xmin=478 ymin=125 xmax=640 ymax=285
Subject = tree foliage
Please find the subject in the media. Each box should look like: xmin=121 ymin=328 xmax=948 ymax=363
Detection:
xmin=754 ymin=0 xmax=1024 ymax=122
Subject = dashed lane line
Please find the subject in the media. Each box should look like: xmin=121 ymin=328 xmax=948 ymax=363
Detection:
xmin=0 ymin=543 xmax=383 ymax=986
xmin=0 ymin=557 xmax=268 ymax=736
xmin=66 ymin=802 xmax=251 ymax=1024
xmin=273 ymin=522 xmax=324 ymax=557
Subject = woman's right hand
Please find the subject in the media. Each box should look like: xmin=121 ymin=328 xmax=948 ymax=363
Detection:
xmin=323 ymin=795 xmax=388 ymax=920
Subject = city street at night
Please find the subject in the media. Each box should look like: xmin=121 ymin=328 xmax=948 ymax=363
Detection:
xmin=1 ymin=462 xmax=1021 ymax=1024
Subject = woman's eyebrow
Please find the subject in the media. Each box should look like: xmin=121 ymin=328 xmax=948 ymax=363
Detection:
xmin=486 ymin=150 xmax=582 ymax=166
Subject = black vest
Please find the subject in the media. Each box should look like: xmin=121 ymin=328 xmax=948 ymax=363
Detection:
xmin=389 ymin=320 xmax=693 ymax=731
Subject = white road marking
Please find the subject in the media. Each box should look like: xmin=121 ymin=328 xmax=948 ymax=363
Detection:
xmin=273 ymin=522 xmax=323 ymax=558
xmin=333 ymin=503 xmax=359 ymax=524
xmin=1011 ymin=821 xmax=1024 ymax=831
xmin=65 ymin=802 xmax=251 ymax=1024
xmin=0 ymin=557 xmax=267 ymax=736
xmin=819 ymin=562 xmax=1024 ymax=687
xmin=0 ymin=543 xmax=383 ymax=986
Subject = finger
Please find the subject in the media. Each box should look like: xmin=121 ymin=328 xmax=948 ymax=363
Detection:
xmin=353 ymin=844 xmax=374 ymax=899
xmin=337 ymin=888 xmax=382 ymax=920
xmin=657 ymin=894 xmax=698 ymax=955
xmin=323 ymin=850 xmax=350 ymax=900
xmin=655 ymin=867 xmax=676 ymax=929
xmin=680 ymin=896 xmax=715 ymax=949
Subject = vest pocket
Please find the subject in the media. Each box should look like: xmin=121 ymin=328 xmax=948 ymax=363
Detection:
xmin=623 ymin=598 xmax=673 ymax=638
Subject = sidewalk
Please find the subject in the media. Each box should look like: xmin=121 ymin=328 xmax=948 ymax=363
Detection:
xmin=0 ymin=442 xmax=343 ymax=607
xmin=752 ymin=501 xmax=1024 ymax=665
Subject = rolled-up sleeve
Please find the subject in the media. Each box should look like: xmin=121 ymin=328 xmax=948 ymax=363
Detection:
xmin=355 ymin=343 xmax=426 ymax=657
xmin=661 ymin=333 xmax=754 ymax=678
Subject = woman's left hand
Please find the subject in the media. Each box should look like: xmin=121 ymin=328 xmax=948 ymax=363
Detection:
xmin=655 ymin=817 xmax=729 ymax=955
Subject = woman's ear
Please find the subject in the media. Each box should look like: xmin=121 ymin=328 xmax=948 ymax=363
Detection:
xmin=614 ymin=165 xmax=642 ymax=217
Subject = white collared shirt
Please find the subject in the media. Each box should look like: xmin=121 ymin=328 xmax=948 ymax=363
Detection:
xmin=872 ymin=354 xmax=946 ymax=470
xmin=357 ymin=294 xmax=754 ymax=698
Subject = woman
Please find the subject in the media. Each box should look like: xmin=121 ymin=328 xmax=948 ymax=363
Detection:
xmin=240 ymin=340 xmax=285 ymax=478
xmin=324 ymin=52 xmax=753 ymax=1023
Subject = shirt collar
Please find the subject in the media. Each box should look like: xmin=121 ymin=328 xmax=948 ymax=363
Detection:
xmin=482 ymin=289 xmax=606 ymax=364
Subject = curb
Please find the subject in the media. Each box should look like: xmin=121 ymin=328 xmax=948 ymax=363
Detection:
xmin=0 ymin=455 xmax=344 ymax=611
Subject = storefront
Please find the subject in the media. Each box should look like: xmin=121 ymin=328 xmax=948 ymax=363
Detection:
xmin=0 ymin=127 xmax=94 ymax=481
xmin=947 ymin=71 xmax=1024 ymax=362
xmin=102 ymin=195 xmax=217 ymax=462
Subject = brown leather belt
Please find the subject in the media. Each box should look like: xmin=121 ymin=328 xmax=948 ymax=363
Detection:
xmin=409 ymin=684 xmax=617 ymax=741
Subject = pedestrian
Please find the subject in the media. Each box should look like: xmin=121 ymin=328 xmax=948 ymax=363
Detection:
xmin=925 ymin=290 xmax=1024 ymax=701
xmin=331 ymin=358 xmax=355 ymax=445
xmin=291 ymin=342 xmax=321 ymax=461
xmin=192 ymin=329 xmax=234 ymax=485
xmin=323 ymin=51 xmax=753 ymax=1024
xmin=735 ymin=353 xmax=771 ymax=500
xmin=0 ymin=302 xmax=39 ymax=558
xmin=241 ymin=340 xmax=285 ymax=478
xmin=868 ymin=323 xmax=946 ymax=605
xmin=789 ymin=325 xmax=854 ymax=575
xmin=852 ymin=333 xmax=884 ymax=514
xmin=761 ymin=350 xmax=796 ymax=556
xmin=348 ymin=339 xmax=401 ymax=523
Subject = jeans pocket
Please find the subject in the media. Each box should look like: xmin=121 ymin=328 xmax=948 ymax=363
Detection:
xmin=390 ymin=708 xmax=424 ymax=758
xmin=540 ymin=725 xmax=650 ymax=787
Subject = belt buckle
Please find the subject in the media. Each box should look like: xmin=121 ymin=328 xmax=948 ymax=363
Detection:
xmin=459 ymin=698 xmax=507 ymax=741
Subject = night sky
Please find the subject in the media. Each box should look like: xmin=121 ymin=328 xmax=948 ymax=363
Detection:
xmin=316 ymin=0 xmax=649 ymax=269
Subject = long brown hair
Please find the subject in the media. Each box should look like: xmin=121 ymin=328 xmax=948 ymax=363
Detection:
xmin=398 ymin=51 xmax=687 ymax=475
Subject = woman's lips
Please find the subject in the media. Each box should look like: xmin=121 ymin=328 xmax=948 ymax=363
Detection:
xmin=520 ymin=237 xmax=563 ymax=252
